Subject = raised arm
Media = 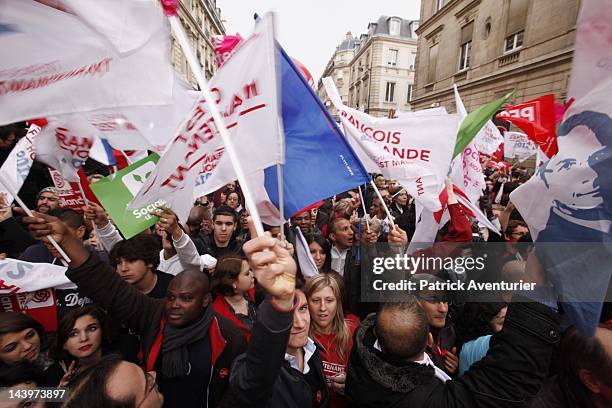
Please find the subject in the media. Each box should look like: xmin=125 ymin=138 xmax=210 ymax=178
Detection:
xmin=23 ymin=212 xmax=162 ymax=333
xmin=226 ymin=217 xmax=296 ymax=406
xmin=155 ymin=207 xmax=217 ymax=273
xmin=85 ymin=202 xmax=123 ymax=252
xmin=432 ymin=252 xmax=560 ymax=407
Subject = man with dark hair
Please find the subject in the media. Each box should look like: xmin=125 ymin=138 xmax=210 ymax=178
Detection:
xmin=410 ymin=274 xmax=458 ymax=376
xmin=35 ymin=187 xmax=60 ymax=214
xmin=503 ymin=219 xmax=530 ymax=263
xmin=0 ymin=125 xmax=17 ymax=168
xmin=194 ymin=205 xmax=242 ymax=258
xmin=291 ymin=210 xmax=312 ymax=235
xmin=109 ymin=235 xmax=173 ymax=299
xmin=20 ymin=208 xmax=87 ymax=264
xmin=530 ymin=325 xmax=612 ymax=408
xmin=345 ymin=258 xmax=562 ymax=407
xmin=22 ymin=211 xmax=246 ymax=408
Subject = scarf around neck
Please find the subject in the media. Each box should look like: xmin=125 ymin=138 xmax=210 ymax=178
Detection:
xmin=160 ymin=306 xmax=214 ymax=378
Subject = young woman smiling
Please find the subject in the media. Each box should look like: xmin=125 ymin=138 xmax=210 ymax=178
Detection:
xmin=304 ymin=273 xmax=359 ymax=408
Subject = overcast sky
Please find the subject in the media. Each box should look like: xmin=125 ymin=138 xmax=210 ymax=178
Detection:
xmin=216 ymin=0 xmax=422 ymax=81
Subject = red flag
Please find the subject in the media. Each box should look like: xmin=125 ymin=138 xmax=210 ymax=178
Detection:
xmin=77 ymin=168 xmax=101 ymax=205
xmin=496 ymin=94 xmax=557 ymax=158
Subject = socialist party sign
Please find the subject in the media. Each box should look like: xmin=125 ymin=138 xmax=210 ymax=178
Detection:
xmin=90 ymin=153 xmax=163 ymax=239
xmin=48 ymin=168 xmax=85 ymax=212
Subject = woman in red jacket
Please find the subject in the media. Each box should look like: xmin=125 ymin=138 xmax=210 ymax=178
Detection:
xmin=211 ymin=255 xmax=256 ymax=341
xmin=304 ymin=273 xmax=360 ymax=408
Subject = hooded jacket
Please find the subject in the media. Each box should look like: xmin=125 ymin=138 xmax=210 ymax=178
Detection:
xmin=346 ymin=298 xmax=560 ymax=408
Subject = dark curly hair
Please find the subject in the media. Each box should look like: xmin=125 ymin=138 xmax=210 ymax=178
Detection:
xmin=109 ymin=234 xmax=160 ymax=271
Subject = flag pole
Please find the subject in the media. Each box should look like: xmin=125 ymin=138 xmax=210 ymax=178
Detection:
xmin=357 ymin=185 xmax=370 ymax=232
xmin=0 ymin=175 xmax=71 ymax=264
xmin=167 ymin=15 xmax=265 ymax=236
xmin=370 ymin=180 xmax=395 ymax=228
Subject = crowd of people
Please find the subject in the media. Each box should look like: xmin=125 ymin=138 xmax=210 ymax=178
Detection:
xmin=0 ymin=120 xmax=611 ymax=408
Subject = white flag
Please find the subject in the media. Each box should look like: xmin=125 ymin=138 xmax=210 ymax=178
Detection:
xmin=36 ymin=0 xmax=166 ymax=54
xmin=452 ymin=85 xmax=486 ymax=205
xmin=129 ymin=14 xmax=281 ymax=222
xmin=324 ymin=77 xmax=460 ymax=212
xmin=503 ymin=131 xmax=537 ymax=161
xmin=54 ymin=74 xmax=199 ymax=153
xmin=295 ymin=227 xmax=319 ymax=279
xmin=34 ymin=116 xmax=99 ymax=182
xmin=0 ymin=124 xmax=40 ymax=204
xmin=0 ymin=0 xmax=173 ymax=125
xmin=0 ymin=258 xmax=74 ymax=295
xmin=567 ymin=0 xmax=612 ymax=101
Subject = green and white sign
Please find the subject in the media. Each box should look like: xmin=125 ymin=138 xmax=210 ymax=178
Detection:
xmin=90 ymin=154 xmax=165 ymax=239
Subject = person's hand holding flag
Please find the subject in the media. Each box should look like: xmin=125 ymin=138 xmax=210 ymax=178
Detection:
xmin=243 ymin=217 xmax=297 ymax=311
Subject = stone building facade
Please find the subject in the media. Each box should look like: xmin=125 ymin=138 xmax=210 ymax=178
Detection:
xmin=411 ymin=0 xmax=579 ymax=113
xmin=318 ymin=16 xmax=419 ymax=118
xmin=317 ymin=32 xmax=361 ymax=120
xmin=170 ymin=0 xmax=225 ymax=87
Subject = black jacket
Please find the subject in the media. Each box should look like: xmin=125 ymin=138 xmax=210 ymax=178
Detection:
xmin=193 ymin=233 xmax=242 ymax=259
xmin=346 ymin=298 xmax=561 ymax=408
xmin=224 ymin=299 xmax=329 ymax=408
xmin=66 ymin=252 xmax=246 ymax=407
xmin=0 ymin=217 xmax=36 ymax=258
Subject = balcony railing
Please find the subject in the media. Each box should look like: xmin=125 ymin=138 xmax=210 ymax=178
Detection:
xmin=498 ymin=50 xmax=520 ymax=67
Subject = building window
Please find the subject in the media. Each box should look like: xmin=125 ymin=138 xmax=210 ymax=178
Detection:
xmin=407 ymin=84 xmax=413 ymax=103
xmin=389 ymin=18 xmax=401 ymax=36
xmin=385 ymin=82 xmax=396 ymax=102
xmin=458 ymin=22 xmax=473 ymax=70
xmin=436 ymin=0 xmax=445 ymax=12
xmin=505 ymin=0 xmax=528 ymax=52
xmin=459 ymin=42 xmax=471 ymax=70
xmin=388 ymin=49 xmax=398 ymax=66
xmin=427 ymin=43 xmax=439 ymax=83
xmin=505 ymin=29 xmax=524 ymax=52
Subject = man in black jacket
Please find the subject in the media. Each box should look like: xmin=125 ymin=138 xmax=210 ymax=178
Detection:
xmin=224 ymin=219 xmax=329 ymax=408
xmin=23 ymin=211 xmax=246 ymax=408
xmin=345 ymin=263 xmax=561 ymax=408
xmin=193 ymin=205 xmax=242 ymax=258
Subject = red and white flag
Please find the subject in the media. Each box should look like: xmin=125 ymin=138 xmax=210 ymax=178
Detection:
xmin=0 ymin=0 xmax=173 ymax=125
xmin=34 ymin=116 xmax=102 ymax=182
xmin=129 ymin=14 xmax=281 ymax=221
xmin=452 ymin=85 xmax=486 ymax=205
xmin=324 ymin=77 xmax=460 ymax=212
xmin=497 ymin=95 xmax=558 ymax=158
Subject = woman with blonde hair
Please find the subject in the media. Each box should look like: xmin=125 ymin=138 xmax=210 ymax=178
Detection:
xmin=304 ymin=273 xmax=360 ymax=408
